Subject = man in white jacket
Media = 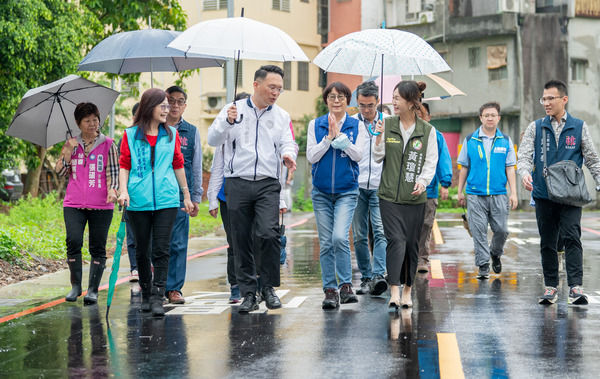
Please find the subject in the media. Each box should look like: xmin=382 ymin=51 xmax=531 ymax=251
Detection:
xmin=208 ymin=65 xmax=297 ymax=313
xmin=351 ymin=81 xmax=388 ymax=296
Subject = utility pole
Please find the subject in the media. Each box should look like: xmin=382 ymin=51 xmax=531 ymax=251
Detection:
xmin=225 ymin=0 xmax=235 ymax=102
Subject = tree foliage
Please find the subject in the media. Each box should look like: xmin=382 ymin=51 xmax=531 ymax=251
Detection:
xmin=0 ymin=0 xmax=189 ymax=194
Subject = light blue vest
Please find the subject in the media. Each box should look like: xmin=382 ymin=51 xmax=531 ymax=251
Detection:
xmin=465 ymin=128 xmax=511 ymax=196
xmin=126 ymin=125 xmax=180 ymax=211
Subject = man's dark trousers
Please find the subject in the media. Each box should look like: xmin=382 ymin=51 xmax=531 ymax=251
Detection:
xmin=534 ymin=197 xmax=583 ymax=288
xmin=225 ymin=177 xmax=281 ymax=296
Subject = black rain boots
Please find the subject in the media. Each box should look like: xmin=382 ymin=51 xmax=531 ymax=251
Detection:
xmin=65 ymin=256 xmax=82 ymax=302
xmin=83 ymin=258 xmax=105 ymax=305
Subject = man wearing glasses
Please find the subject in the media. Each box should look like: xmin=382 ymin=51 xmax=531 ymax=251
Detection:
xmin=518 ymin=79 xmax=600 ymax=305
xmin=208 ymin=65 xmax=297 ymax=313
xmin=457 ymin=102 xmax=517 ymax=280
xmin=350 ymin=81 xmax=388 ymax=296
xmin=164 ymin=85 xmax=203 ymax=304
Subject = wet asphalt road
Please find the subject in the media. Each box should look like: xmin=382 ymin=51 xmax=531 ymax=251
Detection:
xmin=1 ymin=212 xmax=600 ymax=378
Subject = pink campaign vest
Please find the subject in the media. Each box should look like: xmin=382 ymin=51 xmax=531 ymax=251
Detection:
xmin=63 ymin=135 xmax=114 ymax=210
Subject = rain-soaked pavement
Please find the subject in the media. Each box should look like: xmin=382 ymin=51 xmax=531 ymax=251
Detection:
xmin=2 ymin=211 xmax=600 ymax=378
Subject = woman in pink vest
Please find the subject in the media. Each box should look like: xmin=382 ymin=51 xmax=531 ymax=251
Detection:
xmin=56 ymin=102 xmax=119 ymax=305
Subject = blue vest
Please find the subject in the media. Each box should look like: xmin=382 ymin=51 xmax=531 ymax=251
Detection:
xmin=465 ymin=128 xmax=511 ymax=196
xmin=311 ymin=114 xmax=359 ymax=194
xmin=532 ymin=115 xmax=584 ymax=200
xmin=174 ymin=119 xmax=197 ymax=202
xmin=126 ymin=125 xmax=180 ymax=211
xmin=426 ymin=130 xmax=453 ymax=199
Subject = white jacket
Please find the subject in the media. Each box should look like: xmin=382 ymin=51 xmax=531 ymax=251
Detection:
xmin=207 ymin=144 xmax=288 ymax=211
xmin=207 ymin=97 xmax=297 ymax=181
xmin=352 ymin=112 xmax=384 ymax=190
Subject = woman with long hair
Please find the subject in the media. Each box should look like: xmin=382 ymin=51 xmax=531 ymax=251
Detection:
xmin=307 ymin=82 xmax=365 ymax=309
xmin=56 ymin=102 xmax=119 ymax=305
xmin=373 ymin=81 xmax=438 ymax=310
xmin=118 ymin=88 xmax=194 ymax=317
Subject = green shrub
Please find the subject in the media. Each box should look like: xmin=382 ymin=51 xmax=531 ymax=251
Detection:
xmin=0 ymin=231 xmax=21 ymax=262
xmin=292 ymin=184 xmax=313 ymax=212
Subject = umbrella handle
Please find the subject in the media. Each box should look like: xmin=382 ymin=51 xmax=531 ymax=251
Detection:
xmin=234 ymin=114 xmax=244 ymax=124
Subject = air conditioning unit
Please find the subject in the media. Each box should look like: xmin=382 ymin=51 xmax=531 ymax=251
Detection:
xmin=499 ymin=0 xmax=520 ymax=13
xmin=418 ymin=11 xmax=435 ymax=23
xmin=203 ymin=94 xmax=225 ymax=112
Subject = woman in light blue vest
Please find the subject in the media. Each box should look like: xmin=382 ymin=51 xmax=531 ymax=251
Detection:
xmin=307 ymin=82 xmax=365 ymax=310
xmin=118 ymin=88 xmax=194 ymax=317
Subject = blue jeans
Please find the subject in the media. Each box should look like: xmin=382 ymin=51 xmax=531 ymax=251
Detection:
xmin=312 ymin=187 xmax=359 ymax=290
xmin=352 ymin=188 xmax=387 ymax=279
xmin=166 ymin=205 xmax=190 ymax=293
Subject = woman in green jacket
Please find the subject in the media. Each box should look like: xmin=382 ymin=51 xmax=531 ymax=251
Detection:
xmin=373 ymin=81 xmax=438 ymax=310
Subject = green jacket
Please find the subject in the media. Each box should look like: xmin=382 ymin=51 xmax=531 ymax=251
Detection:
xmin=378 ymin=116 xmax=433 ymax=204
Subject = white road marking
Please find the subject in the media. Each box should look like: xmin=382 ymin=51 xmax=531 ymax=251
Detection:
xmin=283 ymin=296 xmax=307 ymax=308
xmin=511 ymin=238 xmax=526 ymax=245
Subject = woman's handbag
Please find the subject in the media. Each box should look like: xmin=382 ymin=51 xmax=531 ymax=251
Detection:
xmin=542 ymin=129 xmax=592 ymax=207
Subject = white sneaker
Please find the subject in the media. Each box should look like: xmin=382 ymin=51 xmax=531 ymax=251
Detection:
xmin=129 ymin=269 xmax=139 ymax=282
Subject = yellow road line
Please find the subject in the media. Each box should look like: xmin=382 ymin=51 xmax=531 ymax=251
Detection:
xmin=432 ymin=219 xmax=444 ymax=245
xmin=430 ymin=259 xmax=444 ymax=279
xmin=437 ymin=333 xmax=465 ymax=379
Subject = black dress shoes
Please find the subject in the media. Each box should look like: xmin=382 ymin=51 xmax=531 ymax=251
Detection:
xmin=261 ymin=287 xmax=282 ymax=309
xmin=238 ymin=293 xmax=259 ymax=313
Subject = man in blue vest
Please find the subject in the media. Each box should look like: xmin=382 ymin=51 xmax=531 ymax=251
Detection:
xmin=417 ymin=103 xmax=453 ymax=273
xmin=518 ymin=79 xmax=600 ymax=305
xmin=457 ymin=102 xmax=517 ymax=279
xmin=164 ymin=86 xmax=203 ymax=304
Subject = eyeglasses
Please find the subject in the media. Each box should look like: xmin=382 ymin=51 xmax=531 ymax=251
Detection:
xmin=539 ymin=96 xmax=563 ymax=104
xmin=358 ymin=103 xmax=376 ymax=109
xmin=481 ymin=113 xmax=499 ymax=118
xmin=159 ymin=104 xmax=171 ymax=111
xmin=168 ymin=97 xmax=186 ymax=106
xmin=327 ymin=94 xmax=346 ymax=102
xmin=267 ymin=85 xmax=284 ymax=94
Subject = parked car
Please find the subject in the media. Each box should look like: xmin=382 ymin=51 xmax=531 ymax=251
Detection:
xmin=0 ymin=168 xmax=24 ymax=201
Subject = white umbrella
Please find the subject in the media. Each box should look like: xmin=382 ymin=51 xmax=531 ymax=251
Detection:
xmin=314 ymin=29 xmax=450 ymax=130
xmin=313 ymin=29 xmax=450 ymax=77
xmin=168 ymin=17 xmax=309 ymax=62
xmin=6 ymin=75 xmax=119 ymax=148
xmin=168 ymin=15 xmax=309 ymax=102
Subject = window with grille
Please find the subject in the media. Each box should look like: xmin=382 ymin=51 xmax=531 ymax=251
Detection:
xmin=283 ymin=62 xmax=292 ymax=90
xmin=223 ymin=61 xmax=243 ymax=88
xmin=468 ymin=47 xmax=480 ymax=68
xmin=488 ymin=66 xmax=508 ymax=82
xmin=203 ymin=0 xmax=227 ymax=10
xmin=297 ymin=62 xmax=309 ymax=91
xmin=273 ymin=0 xmax=291 ymax=12
xmin=571 ymin=59 xmax=588 ymax=82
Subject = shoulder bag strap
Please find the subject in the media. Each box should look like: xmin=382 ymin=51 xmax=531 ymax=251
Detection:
xmin=542 ymin=127 xmax=548 ymax=177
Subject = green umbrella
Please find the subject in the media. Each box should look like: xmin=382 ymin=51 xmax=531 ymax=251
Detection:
xmin=106 ymin=207 xmax=127 ymax=321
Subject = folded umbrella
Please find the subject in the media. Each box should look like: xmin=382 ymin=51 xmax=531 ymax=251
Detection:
xmin=106 ymin=207 xmax=127 ymax=321
xmin=280 ymin=213 xmax=287 ymax=265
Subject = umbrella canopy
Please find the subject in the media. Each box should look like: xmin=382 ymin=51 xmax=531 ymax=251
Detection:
xmin=350 ymin=74 xmax=465 ymax=106
xmin=168 ymin=17 xmax=309 ymax=62
xmin=6 ymin=75 xmax=119 ymax=148
xmin=78 ymin=29 xmax=225 ymax=74
xmin=313 ymin=29 xmax=450 ymax=77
